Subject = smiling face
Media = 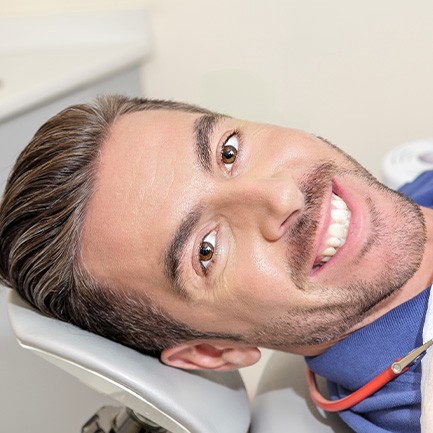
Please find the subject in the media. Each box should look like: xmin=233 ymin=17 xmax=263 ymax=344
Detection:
xmin=81 ymin=109 xmax=426 ymax=355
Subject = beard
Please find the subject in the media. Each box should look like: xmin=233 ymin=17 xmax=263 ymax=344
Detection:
xmin=248 ymin=142 xmax=427 ymax=349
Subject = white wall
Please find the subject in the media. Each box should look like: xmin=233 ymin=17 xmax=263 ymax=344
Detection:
xmin=143 ymin=0 xmax=433 ymax=178
xmin=3 ymin=1 xmax=433 ymax=172
xmin=0 ymin=0 xmax=148 ymax=15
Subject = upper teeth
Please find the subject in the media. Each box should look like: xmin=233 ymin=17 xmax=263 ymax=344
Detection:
xmin=318 ymin=194 xmax=351 ymax=266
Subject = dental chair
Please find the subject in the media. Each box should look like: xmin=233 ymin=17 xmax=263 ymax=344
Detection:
xmin=8 ymin=289 xmax=352 ymax=433
xmin=7 ymin=290 xmax=250 ymax=433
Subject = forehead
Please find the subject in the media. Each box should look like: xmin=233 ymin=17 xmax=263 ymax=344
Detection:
xmin=81 ymin=109 xmax=205 ymax=295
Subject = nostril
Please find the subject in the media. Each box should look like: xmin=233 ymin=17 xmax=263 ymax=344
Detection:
xmin=279 ymin=208 xmax=302 ymax=237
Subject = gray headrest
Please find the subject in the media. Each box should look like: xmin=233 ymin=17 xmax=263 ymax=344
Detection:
xmin=7 ymin=290 xmax=250 ymax=433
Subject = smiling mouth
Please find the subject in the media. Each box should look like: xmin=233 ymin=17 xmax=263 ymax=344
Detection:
xmin=313 ymin=193 xmax=351 ymax=269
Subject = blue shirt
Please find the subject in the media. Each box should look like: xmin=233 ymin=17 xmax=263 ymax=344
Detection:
xmin=305 ymin=170 xmax=433 ymax=433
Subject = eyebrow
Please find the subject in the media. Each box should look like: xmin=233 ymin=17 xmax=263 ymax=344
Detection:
xmin=163 ymin=206 xmax=202 ymax=299
xmin=163 ymin=113 xmax=223 ymax=298
xmin=194 ymin=113 xmax=224 ymax=172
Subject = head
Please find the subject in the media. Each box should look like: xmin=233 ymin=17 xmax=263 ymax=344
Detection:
xmin=0 ymin=95 xmax=426 ymax=370
xmin=0 ymin=96 xmax=246 ymax=361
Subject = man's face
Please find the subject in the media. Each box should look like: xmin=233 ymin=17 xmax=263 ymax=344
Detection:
xmin=82 ymin=109 xmax=425 ymax=353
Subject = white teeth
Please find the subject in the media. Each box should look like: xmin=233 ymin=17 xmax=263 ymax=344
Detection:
xmin=323 ymin=247 xmax=337 ymax=256
xmin=316 ymin=193 xmax=351 ymax=267
xmin=327 ymin=237 xmax=341 ymax=248
xmin=332 ymin=193 xmax=348 ymax=209
xmin=331 ymin=209 xmax=350 ymax=223
xmin=328 ymin=223 xmax=346 ymax=238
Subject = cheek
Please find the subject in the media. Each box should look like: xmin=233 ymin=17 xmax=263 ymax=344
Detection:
xmin=227 ymin=244 xmax=294 ymax=316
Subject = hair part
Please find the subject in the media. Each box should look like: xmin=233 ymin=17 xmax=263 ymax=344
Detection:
xmin=0 ymin=95 xmax=242 ymax=356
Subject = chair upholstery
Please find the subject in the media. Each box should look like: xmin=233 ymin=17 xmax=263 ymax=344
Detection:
xmin=7 ymin=290 xmax=250 ymax=433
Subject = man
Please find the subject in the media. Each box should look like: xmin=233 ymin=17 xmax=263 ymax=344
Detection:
xmin=0 ymin=95 xmax=432 ymax=432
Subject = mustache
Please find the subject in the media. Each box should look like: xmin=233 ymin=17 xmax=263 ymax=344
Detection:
xmin=287 ymin=161 xmax=337 ymax=288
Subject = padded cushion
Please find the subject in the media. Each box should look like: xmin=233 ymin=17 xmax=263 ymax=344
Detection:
xmin=7 ymin=290 xmax=250 ymax=433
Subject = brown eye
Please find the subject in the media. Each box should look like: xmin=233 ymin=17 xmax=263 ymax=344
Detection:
xmin=199 ymin=241 xmax=214 ymax=262
xmin=221 ymin=145 xmax=237 ymax=164
xmin=221 ymin=134 xmax=239 ymax=171
xmin=199 ymin=231 xmax=216 ymax=272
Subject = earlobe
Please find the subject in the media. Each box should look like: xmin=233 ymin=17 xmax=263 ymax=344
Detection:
xmin=161 ymin=341 xmax=261 ymax=371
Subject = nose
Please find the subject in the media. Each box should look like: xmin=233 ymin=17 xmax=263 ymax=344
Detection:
xmin=217 ymin=170 xmax=305 ymax=241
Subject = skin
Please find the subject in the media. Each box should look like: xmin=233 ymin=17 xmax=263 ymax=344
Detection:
xmin=81 ymin=109 xmax=433 ymax=370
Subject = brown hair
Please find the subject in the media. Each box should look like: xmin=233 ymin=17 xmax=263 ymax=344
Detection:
xmin=0 ymin=95 xmax=241 ymax=356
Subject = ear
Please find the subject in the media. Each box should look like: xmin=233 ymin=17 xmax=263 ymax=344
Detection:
xmin=161 ymin=341 xmax=261 ymax=370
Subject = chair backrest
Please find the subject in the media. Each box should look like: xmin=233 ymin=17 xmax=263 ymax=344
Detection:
xmin=7 ymin=290 xmax=250 ymax=433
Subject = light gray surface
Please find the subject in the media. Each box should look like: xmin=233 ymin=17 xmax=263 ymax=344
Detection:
xmin=251 ymin=351 xmax=354 ymax=433
xmin=8 ymin=290 xmax=250 ymax=433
